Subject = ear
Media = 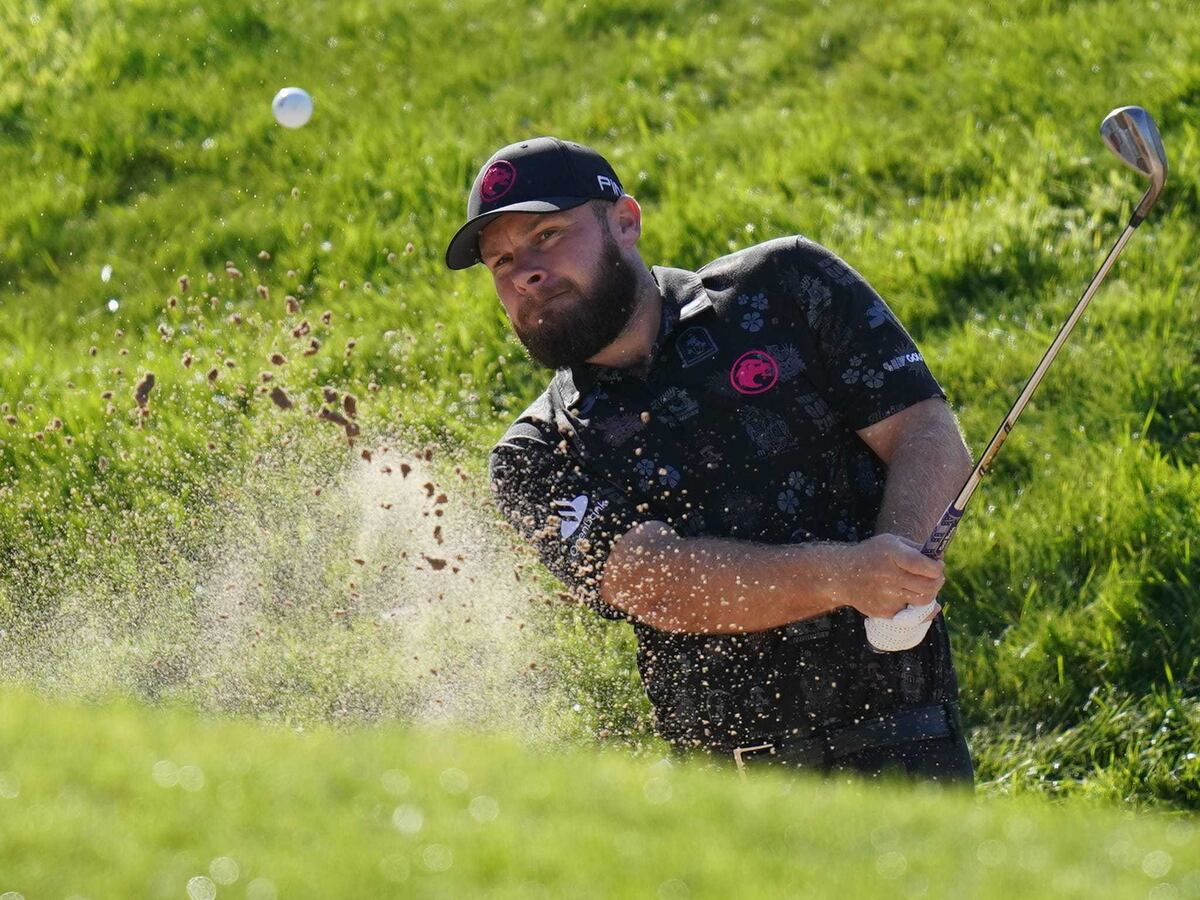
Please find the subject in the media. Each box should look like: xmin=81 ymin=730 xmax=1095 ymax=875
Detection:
xmin=610 ymin=196 xmax=642 ymax=248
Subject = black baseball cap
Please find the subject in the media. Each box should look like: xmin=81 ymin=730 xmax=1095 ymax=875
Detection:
xmin=444 ymin=136 xmax=625 ymax=270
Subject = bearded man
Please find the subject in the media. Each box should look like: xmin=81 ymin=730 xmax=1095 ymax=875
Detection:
xmin=445 ymin=137 xmax=975 ymax=782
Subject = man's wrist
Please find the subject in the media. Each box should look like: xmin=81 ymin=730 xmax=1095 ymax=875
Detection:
xmin=783 ymin=541 xmax=849 ymax=618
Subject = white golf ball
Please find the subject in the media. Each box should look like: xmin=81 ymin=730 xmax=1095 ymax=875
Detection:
xmin=272 ymin=87 xmax=313 ymax=129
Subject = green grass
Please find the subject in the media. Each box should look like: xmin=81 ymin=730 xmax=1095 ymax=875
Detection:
xmin=2 ymin=687 xmax=1200 ymax=899
xmin=0 ymin=0 xmax=1199 ymax=857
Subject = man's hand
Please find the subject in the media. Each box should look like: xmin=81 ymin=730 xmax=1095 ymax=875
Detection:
xmin=827 ymin=533 xmax=944 ymax=619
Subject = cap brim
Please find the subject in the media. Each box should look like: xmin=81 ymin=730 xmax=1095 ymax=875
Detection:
xmin=444 ymin=197 xmax=592 ymax=270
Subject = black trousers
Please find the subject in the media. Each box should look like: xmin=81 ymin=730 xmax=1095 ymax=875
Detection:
xmin=827 ymin=731 xmax=975 ymax=787
xmin=686 ymin=705 xmax=976 ymax=789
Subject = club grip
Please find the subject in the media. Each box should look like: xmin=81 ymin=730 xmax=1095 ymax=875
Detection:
xmin=920 ymin=504 xmax=963 ymax=561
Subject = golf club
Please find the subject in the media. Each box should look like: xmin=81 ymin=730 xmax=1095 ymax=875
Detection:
xmin=866 ymin=105 xmax=1169 ymax=653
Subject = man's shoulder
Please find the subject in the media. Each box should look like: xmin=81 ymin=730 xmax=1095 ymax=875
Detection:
xmin=698 ymin=234 xmax=839 ymax=272
xmin=493 ymin=386 xmax=556 ymax=452
xmin=491 ymin=369 xmax=582 ymax=457
xmin=488 ymin=377 xmax=582 ymax=500
xmin=702 ymin=233 xmax=794 ymax=266
xmin=695 ymin=235 xmax=854 ymax=293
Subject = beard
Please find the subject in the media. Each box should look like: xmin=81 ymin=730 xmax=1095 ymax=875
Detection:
xmin=511 ymin=232 xmax=640 ymax=370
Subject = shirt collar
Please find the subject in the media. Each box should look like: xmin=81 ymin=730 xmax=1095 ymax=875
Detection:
xmin=557 ymin=265 xmax=711 ymax=408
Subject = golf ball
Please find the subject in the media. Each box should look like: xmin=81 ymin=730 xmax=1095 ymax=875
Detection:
xmin=272 ymin=87 xmax=313 ymax=129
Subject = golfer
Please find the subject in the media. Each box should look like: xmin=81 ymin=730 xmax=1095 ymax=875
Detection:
xmin=445 ymin=137 xmax=975 ymax=783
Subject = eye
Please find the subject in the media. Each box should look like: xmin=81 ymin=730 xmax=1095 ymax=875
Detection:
xmin=537 ymin=227 xmax=559 ymax=242
xmin=490 ymin=254 xmax=511 ymax=270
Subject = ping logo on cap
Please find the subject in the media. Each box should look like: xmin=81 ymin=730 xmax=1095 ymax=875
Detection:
xmin=596 ymin=174 xmax=623 ymax=197
xmin=481 ymin=160 xmax=517 ymax=203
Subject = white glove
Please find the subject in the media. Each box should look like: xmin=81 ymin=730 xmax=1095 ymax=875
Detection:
xmin=864 ymin=600 xmax=939 ymax=652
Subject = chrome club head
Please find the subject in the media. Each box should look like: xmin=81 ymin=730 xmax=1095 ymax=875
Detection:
xmin=1101 ymin=106 xmax=1168 ymax=221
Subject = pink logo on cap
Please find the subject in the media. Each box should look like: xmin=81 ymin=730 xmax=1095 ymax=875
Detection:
xmin=730 ymin=350 xmax=779 ymax=395
xmin=480 ymin=160 xmax=517 ymax=203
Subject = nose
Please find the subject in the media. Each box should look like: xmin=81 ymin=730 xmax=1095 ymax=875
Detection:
xmin=509 ymin=249 xmax=547 ymax=293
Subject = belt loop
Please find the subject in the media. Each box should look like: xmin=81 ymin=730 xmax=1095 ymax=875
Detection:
xmin=733 ymin=743 xmax=774 ymax=778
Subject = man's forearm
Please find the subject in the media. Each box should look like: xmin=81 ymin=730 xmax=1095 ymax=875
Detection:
xmin=599 ymin=524 xmax=944 ymax=634
xmin=873 ymin=413 xmax=973 ymax=544
xmin=600 ymin=524 xmax=843 ymax=634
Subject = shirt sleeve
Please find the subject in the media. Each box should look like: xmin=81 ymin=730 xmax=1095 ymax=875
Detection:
xmin=787 ymin=237 xmax=946 ymax=430
xmin=488 ymin=421 xmax=647 ymax=621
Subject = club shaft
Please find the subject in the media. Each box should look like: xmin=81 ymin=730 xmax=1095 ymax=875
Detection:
xmin=921 ymin=210 xmax=1145 ymax=560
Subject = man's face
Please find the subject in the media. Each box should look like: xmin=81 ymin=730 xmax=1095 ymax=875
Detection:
xmin=478 ymin=202 xmax=639 ymax=370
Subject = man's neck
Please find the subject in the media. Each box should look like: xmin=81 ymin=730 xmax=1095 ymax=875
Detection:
xmin=583 ymin=272 xmax=663 ymax=373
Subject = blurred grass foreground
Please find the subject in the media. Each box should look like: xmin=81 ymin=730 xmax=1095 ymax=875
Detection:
xmin=0 ymin=687 xmax=1198 ymax=898
xmin=1 ymin=0 xmax=1200 ymax=889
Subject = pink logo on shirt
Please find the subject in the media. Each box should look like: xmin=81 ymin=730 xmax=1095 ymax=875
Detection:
xmin=730 ymin=350 xmax=779 ymax=395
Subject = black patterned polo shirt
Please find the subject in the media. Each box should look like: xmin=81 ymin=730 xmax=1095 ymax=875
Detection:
xmin=489 ymin=235 xmax=960 ymax=751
